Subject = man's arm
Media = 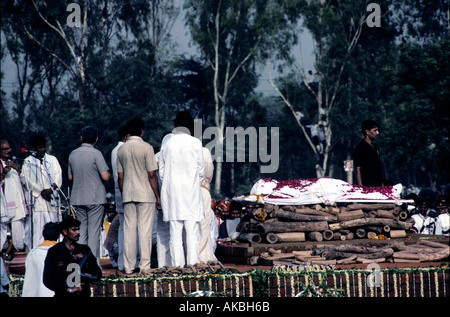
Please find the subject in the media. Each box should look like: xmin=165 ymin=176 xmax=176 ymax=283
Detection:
xmin=148 ymin=171 xmax=161 ymax=210
xmin=100 ymin=170 xmax=110 ymax=182
xmin=355 ymin=166 xmax=363 ymax=186
xmin=118 ymin=172 xmax=124 ymax=193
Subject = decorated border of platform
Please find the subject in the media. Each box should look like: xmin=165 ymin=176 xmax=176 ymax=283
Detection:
xmin=9 ymin=265 xmax=449 ymax=297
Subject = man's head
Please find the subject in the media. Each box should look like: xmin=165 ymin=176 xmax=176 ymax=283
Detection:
xmin=117 ymin=124 xmax=130 ymax=141
xmin=0 ymin=140 xmax=11 ymax=160
xmin=417 ymin=188 xmax=438 ymax=215
xmin=361 ymin=120 xmax=380 ymax=141
xmin=60 ymin=217 xmax=81 ymax=242
xmin=31 ymin=134 xmax=47 ymax=158
xmin=42 ymin=222 xmax=61 ymax=241
xmin=126 ymin=118 xmax=145 ymax=137
xmin=174 ymin=111 xmax=194 ymax=135
xmin=81 ymin=126 xmax=98 ymax=144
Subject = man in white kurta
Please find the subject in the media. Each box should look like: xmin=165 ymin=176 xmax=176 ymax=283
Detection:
xmin=22 ymin=222 xmax=60 ymax=297
xmin=159 ymin=112 xmax=205 ymax=267
xmin=21 ymin=135 xmax=62 ymax=248
xmin=155 ymin=133 xmax=173 ymax=268
xmin=1 ymin=140 xmax=30 ymax=252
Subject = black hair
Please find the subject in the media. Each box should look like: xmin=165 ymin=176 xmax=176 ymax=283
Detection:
xmin=174 ymin=111 xmax=194 ymax=135
xmin=361 ymin=120 xmax=379 ymax=136
xmin=81 ymin=126 xmax=98 ymax=144
xmin=31 ymin=135 xmax=47 ymax=147
xmin=42 ymin=222 xmax=61 ymax=241
xmin=126 ymin=118 xmax=145 ymax=137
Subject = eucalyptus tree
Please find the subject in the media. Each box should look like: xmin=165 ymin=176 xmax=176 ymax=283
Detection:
xmin=184 ymin=0 xmax=291 ymax=194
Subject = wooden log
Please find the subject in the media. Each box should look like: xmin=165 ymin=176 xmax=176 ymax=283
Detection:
xmin=367 ymin=231 xmax=377 ymax=239
xmin=337 ymin=209 xmax=365 ymax=221
xmin=268 ymin=247 xmax=281 ymax=254
xmin=292 ymin=250 xmax=313 ymax=256
xmin=389 ymin=230 xmax=406 ymax=239
xmin=236 ymin=221 xmax=251 ymax=232
xmin=315 ymin=244 xmax=394 ymax=255
xmin=383 ymin=225 xmax=391 ymax=233
xmin=295 ymin=255 xmax=323 ymax=261
xmin=273 ymin=232 xmax=306 ymax=242
xmin=355 ymin=228 xmax=366 ymax=238
xmin=420 ymin=247 xmax=450 ymax=262
xmin=271 ymin=209 xmax=337 ymax=222
xmin=322 ymin=230 xmax=334 ymax=240
xmin=265 ymin=233 xmax=279 ymax=244
xmin=337 ymin=255 xmax=357 ymax=264
xmin=238 ymin=232 xmax=262 ymax=243
xmin=366 ymin=226 xmax=383 ymax=234
xmin=392 ymin=251 xmax=421 ymax=260
xmin=357 ymin=257 xmax=385 ymax=263
xmin=294 ymin=208 xmax=332 ymax=217
xmin=310 ymin=259 xmax=337 ymax=265
xmin=332 ymin=232 xmax=342 ymax=240
xmin=260 ymin=253 xmax=296 ymax=260
xmin=346 ymin=232 xmax=354 ymax=240
xmin=256 ymin=220 xmax=329 ymax=234
xmin=347 ymin=203 xmax=396 ymax=211
xmin=369 ymin=209 xmax=395 ymax=219
xmin=280 ymin=205 xmax=296 ymax=212
xmin=393 ymin=258 xmax=421 ymax=263
xmin=418 ymin=240 xmax=449 ymax=249
xmin=329 ymin=218 xmax=412 ymax=230
xmin=308 ymin=231 xmax=323 ymax=242
xmin=397 ymin=211 xmax=408 ymax=220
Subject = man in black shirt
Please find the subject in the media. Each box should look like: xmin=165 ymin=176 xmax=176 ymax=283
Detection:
xmin=352 ymin=120 xmax=383 ymax=187
xmin=43 ymin=218 xmax=102 ymax=297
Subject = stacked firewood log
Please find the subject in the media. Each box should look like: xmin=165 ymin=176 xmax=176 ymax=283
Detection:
xmin=236 ymin=202 xmax=415 ymax=244
xmin=258 ymin=240 xmax=449 ymax=265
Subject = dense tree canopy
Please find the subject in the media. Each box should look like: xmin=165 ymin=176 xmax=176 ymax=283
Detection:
xmin=1 ymin=0 xmax=449 ymax=198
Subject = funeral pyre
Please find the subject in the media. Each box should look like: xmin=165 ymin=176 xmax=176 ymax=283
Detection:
xmin=230 ymin=178 xmax=449 ymax=265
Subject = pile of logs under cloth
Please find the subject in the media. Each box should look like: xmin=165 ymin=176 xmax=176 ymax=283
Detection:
xmin=236 ymin=202 xmax=415 ymax=245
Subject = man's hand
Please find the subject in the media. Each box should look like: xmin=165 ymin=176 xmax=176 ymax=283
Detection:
xmin=41 ymin=188 xmax=53 ymax=201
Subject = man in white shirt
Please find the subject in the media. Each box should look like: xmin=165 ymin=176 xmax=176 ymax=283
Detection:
xmin=21 ymin=135 xmax=62 ymax=247
xmin=22 ymin=222 xmax=60 ymax=297
xmin=159 ymin=112 xmax=205 ymax=267
xmin=435 ymin=195 xmax=449 ymax=236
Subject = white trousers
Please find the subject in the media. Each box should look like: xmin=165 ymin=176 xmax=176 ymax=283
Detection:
xmin=156 ymin=211 xmax=171 ymax=268
xmin=169 ymin=220 xmax=199 ymax=267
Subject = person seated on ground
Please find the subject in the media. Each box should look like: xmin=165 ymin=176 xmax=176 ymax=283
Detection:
xmin=22 ymin=222 xmax=60 ymax=297
xmin=103 ymin=205 xmax=119 ymax=268
xmin=43 ymin=217 xmax=102 ymax=297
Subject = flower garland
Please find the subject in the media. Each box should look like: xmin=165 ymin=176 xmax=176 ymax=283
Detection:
xmin=7 ymin=265 xmax=449 ymax=297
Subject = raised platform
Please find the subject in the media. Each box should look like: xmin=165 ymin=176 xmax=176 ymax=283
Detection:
xmin=215 ymin=234 xmax=450 ymax=266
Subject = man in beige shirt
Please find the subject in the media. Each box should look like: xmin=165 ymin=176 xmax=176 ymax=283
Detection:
xmin=117 ymin=118 xmax=160 ymax=274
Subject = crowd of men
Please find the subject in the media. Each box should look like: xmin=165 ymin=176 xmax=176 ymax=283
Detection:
xmin=1 ymin=115 xmax=448 ymax=297
xmin=1 ymin=111 xmax=230 ymax=296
